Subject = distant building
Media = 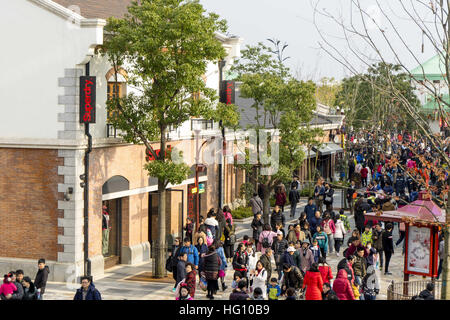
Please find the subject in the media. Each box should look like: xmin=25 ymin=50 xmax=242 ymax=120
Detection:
xmin=411 ymin=54 xmax=450 ymax=134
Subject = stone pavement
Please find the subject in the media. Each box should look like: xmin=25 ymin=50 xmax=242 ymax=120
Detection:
xmin=43 ymin=195 xmax=409 ymax=300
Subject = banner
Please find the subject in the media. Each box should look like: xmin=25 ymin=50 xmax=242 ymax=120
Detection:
xmin=79 ymin=76 xmax=96 ymax=123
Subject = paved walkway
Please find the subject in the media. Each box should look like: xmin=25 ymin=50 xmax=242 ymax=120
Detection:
xmin=44 ymin=196 xmax=409 ymax=300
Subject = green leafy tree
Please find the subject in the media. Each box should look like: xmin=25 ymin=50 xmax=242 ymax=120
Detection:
xmin=102 ymin=0 xmax=229 ymax=277
xmin=232 ymin=42 xmax=317 ymax=223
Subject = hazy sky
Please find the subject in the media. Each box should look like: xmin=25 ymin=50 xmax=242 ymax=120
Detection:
xmin=200 ymin=0 xmax=441 ymax=81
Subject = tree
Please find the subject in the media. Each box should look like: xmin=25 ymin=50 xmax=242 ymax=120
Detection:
xmin=314 ymin=0 xmax=449 ymax=298
xmin=316 ymin=77 xmax=341 ymax=107
xmin=102 ymin=0 xmax=228 ymax=278
xmin=335 ymin=63 xmax=421 ymax=132
xmin=232 ymin=42 xmax=317 ymax=223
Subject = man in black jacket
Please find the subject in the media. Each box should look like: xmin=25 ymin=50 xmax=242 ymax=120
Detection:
xmin=347 ymin=181 xmax=356 ymax=215
xmin=9 ymin=271 xmax=24 ymax=300
xmin=382 ymin=223 xmax=394 ymax=275
xmin=281 ymin=263 xmax=303 ymax=295
xmin=258 ymin=248 xmax=273 ymax=285
xmin=176 ymin=252 xmax=187 ymax=287
xmin=414 ymin=283 xmax=435 ymax=300
xmin=251 ymin=213 xmax=263 ymax=249
xmin=34 ymin=258 xmax=49 ymax=300
xmin=272 ymin=231 xmax=288 ymax=280
xmin=270 ymin=206 xmax=285 ymax=232
xmin=289 ymin=186 xmax=300 ymax=218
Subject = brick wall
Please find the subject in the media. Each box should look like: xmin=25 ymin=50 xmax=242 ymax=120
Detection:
xmin=0 ymin=148 xmax=63 ymax=260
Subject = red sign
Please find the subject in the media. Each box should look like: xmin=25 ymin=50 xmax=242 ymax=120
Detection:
xmin=145 ymin=145 xmax=172 ymax=161
xmin=187 ymin=184 xmax=196 ymax=220
xmin=79 ymin=76 xmax=96 ymax=123
xmin=220 ymin=81 xmax=235 ymax=105
xmin=404 ymin=225 xmax=439 ymax=277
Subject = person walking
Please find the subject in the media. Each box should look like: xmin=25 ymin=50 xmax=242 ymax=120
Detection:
xmin=232 ymin=243 xmax=249 ymax=284
xmin=215 ymin=240 xmax=228 ymax=291
xmin=34 ymin=259 xmax=49 ymax=300
xmin=270 ymin=205 xmax=285 ymax=232
xmin=347 ymin=181 xmax=357 ymax=216
xmin=304 ymin=197 xmax=317 ymax=223
xmin=223 ymin=218 xmax=236 ymax=262
xmin=250 ymin=261 xmax=268 ymax=299
xmin=314 ymin=179 xmax=326 ymax=214
xmin=333 ymin=213 xmax=346 ymax=256
xmin=287 ymin=223 xmax=305 ymax=244
xmin=176 ymin=252 xmax=188 ymax=288
xmin=273 ymin=231 xmax=289 ymax=280
xmin=275 ymin=186 xmax=287 ymax=214
xmin=196 ymin=237 xmax=208 ymax=276
xmin=333 ymin=269 xmax=355 ymax=300
xmin=323 ymin=183 xmax=334 ymax=212
xmin=372 ymin=223 xmax=384 ymax=269
xmin=288 ymin=185 xmax=300 ymax=218
xmin=73 ymin=277 xmax=102 ymax=300
xmin=258 ymin=248 xmax=273 ymax=284
xmin=251 ymin=213 xmax=264 ymax=250
xmin=353 ymin=247 xmax=367 ymax=288
xmin=281 ymin=264 xmax=304 ymax=296
xmin=202 ymin=246 xmax=221 ymax=300
xmin=258 ymin=224 xmax=278 ymax=255
xmin=309 ymin=211 xmax=322 ymax=236
xmin=302 ymin=263 xmax=323 ymax=300
xmin=298 ymin=240 xmax=315 ymax=275
xmin=178 ymin=238 xmax=199 ymax=269
xmin=312 ymin=226 xmax=328 ymax=259
xmin=382 ymin=223 xmax=394 ymax=275
xmin=318 ymin=257 xmax=333 ymax=285
xmin=249 ymin=193 xmax=264 ymax=217
xmin=321 ymin=212 xmax=335 ymax=254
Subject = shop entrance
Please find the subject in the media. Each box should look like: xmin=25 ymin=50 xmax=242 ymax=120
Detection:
xmin=103 ymin=198 xmax=123 ymax=269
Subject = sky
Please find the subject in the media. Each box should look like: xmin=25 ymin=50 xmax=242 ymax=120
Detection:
xmin=200 ymin=0 xmax=442 ymax=82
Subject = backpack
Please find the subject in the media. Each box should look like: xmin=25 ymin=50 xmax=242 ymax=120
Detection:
xmin=206 ymin=229 xmax=214 ymax=246
xmin=262 ymin=235 xmax=271 ymax=249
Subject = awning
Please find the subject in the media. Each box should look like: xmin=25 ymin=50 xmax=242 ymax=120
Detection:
xmin=313 ymin=143 xmax=344 ymax=156
xmin=301 ymin=146 xmax=316 ymax=159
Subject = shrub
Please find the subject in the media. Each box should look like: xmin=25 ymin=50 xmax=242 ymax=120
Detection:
xmin=232 ymin=206 xmax=254 ymax=219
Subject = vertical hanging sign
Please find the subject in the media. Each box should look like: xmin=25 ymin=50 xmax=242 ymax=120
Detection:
xmin=220 ymin=80 xmax=235 ymax=105
xmin=80 ymin=76 xmax=96 ymax=123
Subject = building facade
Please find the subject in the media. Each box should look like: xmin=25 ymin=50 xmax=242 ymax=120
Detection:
xmin=0 ymin=0 xmax=244 ymax=281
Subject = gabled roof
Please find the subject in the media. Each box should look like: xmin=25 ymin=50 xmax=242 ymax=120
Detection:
xmin=51 ymin=0 xmax=133 ymax=19
xmin=411 ymin=54 xmax=447 ymax=80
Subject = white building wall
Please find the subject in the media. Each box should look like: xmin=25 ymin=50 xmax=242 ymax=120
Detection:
xmin=0 ymin=0 xmax=104 ymax=142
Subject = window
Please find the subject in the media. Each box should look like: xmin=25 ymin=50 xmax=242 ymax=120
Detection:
xmin=191 ymin=119 xmax=214 ymax=130
xmin=107 ymin=82 xmax=125 ymax=122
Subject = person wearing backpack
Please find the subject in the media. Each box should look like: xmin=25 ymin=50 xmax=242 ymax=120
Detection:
xmin=361 ymin=264 xmax=379 ymax=300
xmin=258 ymin=224 xmax=278 ymax=255
xmin=223 ymin=219 xmax=236 ymax=263
xmin=259 ymin=248 xmax=273 ymax=285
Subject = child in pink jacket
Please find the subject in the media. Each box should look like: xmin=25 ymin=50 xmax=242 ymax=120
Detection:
xmin=0 ymin=273 xmax=17 ymax=299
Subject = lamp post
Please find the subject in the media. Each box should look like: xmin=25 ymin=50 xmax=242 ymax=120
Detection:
xmin=193 ymin=123 xmax=214 ymax=229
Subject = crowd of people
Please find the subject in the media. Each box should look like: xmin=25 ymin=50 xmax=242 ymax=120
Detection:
xmin=1 ymin=259 xmax=49 ymax=300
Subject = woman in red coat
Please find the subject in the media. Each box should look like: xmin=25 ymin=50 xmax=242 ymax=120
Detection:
xmin=302 ymin=263 xmax=323 ymax=300
xmin=275 ymin=187 xmax=287 ymax=213
xmin=332 ymin=269 xmax=355 ymax=300
xmin=318 ymin=257 xmax=333 ymax=284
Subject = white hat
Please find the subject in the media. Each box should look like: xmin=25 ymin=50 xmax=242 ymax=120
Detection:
xmin=287 ymin=247 xmax=295 ymax=252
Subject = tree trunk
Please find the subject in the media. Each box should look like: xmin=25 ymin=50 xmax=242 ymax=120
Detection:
xmin=262 ymin=183 xmax=271 ymax=225
xmin=154 ymin=127 xmax=167 ymax=278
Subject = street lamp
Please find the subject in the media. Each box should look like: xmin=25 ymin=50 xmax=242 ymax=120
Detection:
xmin=193 ymin=121 xmax=215 ymax=230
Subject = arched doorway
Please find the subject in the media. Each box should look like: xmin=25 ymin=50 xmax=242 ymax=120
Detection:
xmin=102 ymin=175 xmax=129 ymax=269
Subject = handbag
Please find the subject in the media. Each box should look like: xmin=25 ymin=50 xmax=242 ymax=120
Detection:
xmin=199 ymin=274 xmax=207 ymax=291
xmin=325 ymin=195 xmax=333 ymax=203
xmin=165 ymin=256 xmax=173 ymax=272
